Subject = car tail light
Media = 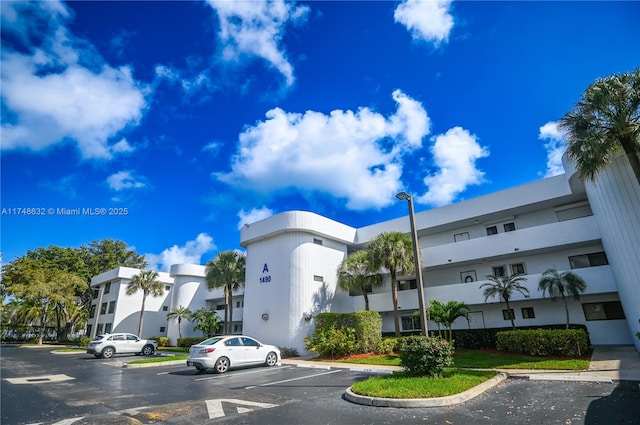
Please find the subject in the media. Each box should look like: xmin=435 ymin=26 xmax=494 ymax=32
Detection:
xmin=200 ymin=347 xmax=215 ymax=354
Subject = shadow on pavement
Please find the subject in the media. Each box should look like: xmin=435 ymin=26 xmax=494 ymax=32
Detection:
xmin=585 ymin=380 xmax=640 ymax=425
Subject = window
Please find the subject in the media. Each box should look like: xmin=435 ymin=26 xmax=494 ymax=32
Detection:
xmin=399 ymin=279 xmax=417 ymax=291
xmin=104 ymin=282 xmax=111 ymax=294
xmin=486 ymin=226 xmax=498 ymax=236
xmin=93 ymin=289 xmax=99 ymax=299
xmin=521 ymin=307 xmax=535 ymax=319
xmin=224 ymin=338 xmax=242 ymax=346
xmin=583 ymin=301 xmax=625 ymax=321
xmin=234 ymin=324 xmax=243 ymax=333
xmin=492 ymin=266 xmax=506 ymax=277
xmin=569 ymin=252 xmax=609 ymax=269
xmin=96 ymin=324 xmax=104 ymax=334
xmin=511 ymin=263 xmax=526 ymax=275
xmin=89 ymin=305 xmax=96 ymax=319
xmin=504 ymin=222 xmax=516 ymax=232
xmin=349 ymin=285 xmax=372 ymax=296
xmin=108 ymin=301 xmax=116 ymax=314
xmin=241 ymin=337 xmax=259 ymax=347
xmin=216 ymin=304 xmax=225 ymax=311
xmin=86 ymin=324 xmax=92 ymax=336
xmin=313 ymin=275 xmax=324 ymax=282
xmin=454 ymin=232 xmax=470 ymax=242
xmin=100 ymin=303 xmax=107 ymax=314
xmin=313 ymin=238 xmax=323 ymax=245
xmin=461 ymin=271 xmax=477 ymax=283
xmin=402 ymin=316 xmax=421 ymax=331
xmin=502 ymin=309 xmax=515 ymax=320
xmin=160 ymin=327 xmax=166 ymax=333
xmin=104 ymin=323 xmax=112 ymax=333
xmin=126 ymin=334 xmax=137 ymax=341
xmin=236 ymin=300 xmax=244 ymax=308
xmin=162 ymin=306 xmax=168 ymax=312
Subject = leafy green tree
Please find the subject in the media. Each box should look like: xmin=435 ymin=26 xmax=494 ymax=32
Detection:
xmin=126 ymin=270 xmax=164 ymax=336
xmin=560 ymin=68 xmax=640 ymax=186
xmin=167 ymin=305 xmax=192 ymax=339
xmin=1 ymin=257 xmax=85 ymax=344
xmin=191 ymin=307 xmax=220 ymax=338
xmin=205 ymin=251 xmax=246 ymax=334
xmin=82 ymin=239 xmax=148 ymax=278
xmin=480 ymin=274 xmax=529 ymax=330
xmin=426 ymin=299 xmax=470 ymax=343
xmin=538 ymin=268 xmax=587 ymax=329
xmin=336 ymin=250 xmax=382 ymax=311
xmin=368 ymin=231 xmax=414 ymax=337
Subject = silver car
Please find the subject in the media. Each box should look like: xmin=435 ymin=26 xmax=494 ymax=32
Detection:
xmin=87 ymin=333 xmax=158 ymax=359
xmin=187 ymin=335 xmax=281 ymax=373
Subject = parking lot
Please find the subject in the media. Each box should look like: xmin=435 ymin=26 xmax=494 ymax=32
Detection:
xmin=2 ymin=345 xmax=639 ymax=425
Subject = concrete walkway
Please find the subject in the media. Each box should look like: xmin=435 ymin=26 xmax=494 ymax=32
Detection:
xmin=283 ymin=346 xmax=640 ymax=408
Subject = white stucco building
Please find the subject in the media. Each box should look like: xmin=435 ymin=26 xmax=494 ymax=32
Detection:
xmin=89 ymin=154 xmax=640 ymax=352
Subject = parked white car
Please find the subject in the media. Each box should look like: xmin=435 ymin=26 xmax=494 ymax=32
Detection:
xmin=187 ymin=335 xmax=281 ymax=373
xmin=87 ymin=333 xmax=157 ymax=359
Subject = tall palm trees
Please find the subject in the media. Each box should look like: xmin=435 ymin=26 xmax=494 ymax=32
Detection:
xmin=538 ymin=268 xmax=587 ymax=329
xmin=336 ymin=250 xmax=382 ymax=311
xmin=368 ymin=231 xmax=414 ymax=337
xmin=560 ymin=68 xmax=640 ymax=186
xmin=166 ymin=305 xmax=192 ymax=339
xmin=206 ymin=251 xmax=246 ymax=335
xmin=480 ymin=274 xmax=529 ymax=330
xmin=126 ymin=270 xmax=164 ymax=336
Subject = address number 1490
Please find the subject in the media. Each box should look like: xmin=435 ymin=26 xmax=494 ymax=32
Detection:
xmin=260 ymin=276 xmax=271 ymax=284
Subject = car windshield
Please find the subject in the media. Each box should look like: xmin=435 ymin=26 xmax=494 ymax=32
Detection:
xmin=198 ymin=337 xmax=223 ymax=346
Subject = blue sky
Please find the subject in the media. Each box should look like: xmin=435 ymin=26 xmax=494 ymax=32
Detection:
xmin=2 ymin=0 xmax=639 ymax=271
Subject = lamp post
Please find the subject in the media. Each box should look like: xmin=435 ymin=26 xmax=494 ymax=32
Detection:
xmin=396 ymin=191 xmax=428 ymax=336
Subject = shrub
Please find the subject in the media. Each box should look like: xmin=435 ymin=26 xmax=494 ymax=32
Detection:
xmin=496 ymin=329 xmax=589 ymax=356
xmin=151 ymin=336 xmax=170 ymax=347
xmin=375 ymin=337 xmax=399 ymax=354
xmin=314 ymin=311 xmax=382 ymax=353
xmin=177 ymin=337 xmax=206 ymax=347
xmin=305 ymin=326 xmax=359 ymax=358
xmin=79 ymin=336 xmax=92 ymax=348
xmin=399 ymin=336 xmax=454 ymax=377
xmin=279 ymin=347 xmax=300 ymax=358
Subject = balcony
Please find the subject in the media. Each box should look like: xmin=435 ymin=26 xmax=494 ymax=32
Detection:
xmin=422 ymin=216 xmax=600 ymax=267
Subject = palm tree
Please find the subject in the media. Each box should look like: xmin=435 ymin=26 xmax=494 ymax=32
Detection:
xmin=206 ymin=251 xmax=246 ymax=334
xmin=368 ymin=231 xmax=414 ymax=337
xmin=336 ymin=250 xmax=383 ymax=311
xmin=559 ymin=68 xmax=640 ymax=186
xmin=190 ymin=307 xmax=220 ymax=338
xmin=538 ymin=267 xmax=587 ymax=329
xmin=427 ymin=299 xmax=469 ymax=343
xmin=480 ymin=274 xmax=529 ymax=330
xmin=167 ymin=305 xmax=192 ymax=339
xmin=126 ymin=270 xmax=164 ymax=336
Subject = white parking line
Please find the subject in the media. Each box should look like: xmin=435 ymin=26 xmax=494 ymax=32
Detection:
xmin=245 ymin=369 xmax=343 ymax=389
xmin=194 ymin=366 xmax=292 ymax=382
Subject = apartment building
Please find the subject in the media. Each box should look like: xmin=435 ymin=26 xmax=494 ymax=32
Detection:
xmin=89 ymin=153 xmax=639 ymax=353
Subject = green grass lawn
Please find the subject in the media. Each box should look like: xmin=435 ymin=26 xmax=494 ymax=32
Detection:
xmin=332 ymin=349 xmax=589 ymax=370
xmin=350 ymin=369 xmax=497 ymax=399
xmin=127 ymin=355 xmax=188 ymax=364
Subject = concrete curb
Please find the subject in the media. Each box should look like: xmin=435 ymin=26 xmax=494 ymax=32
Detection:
xmin=344 ymin=372 xmax=509 ymax=408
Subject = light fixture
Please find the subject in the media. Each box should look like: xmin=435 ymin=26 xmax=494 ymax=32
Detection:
xmin=396 ymin=191 xmax=428 ymax=336
xmin=261 ymin=313 xmax=269 ymax=321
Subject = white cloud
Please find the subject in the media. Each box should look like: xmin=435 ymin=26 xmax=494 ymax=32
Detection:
xmin=106 ymin=171 xmax=147 ymax=191
xmin=145 ymin=233 xmax=216 ymax=272
xmin=206 ymin=0 xmax=309 ymax=86
xmin=237 ymin=207 xmax=274 ymax=229
xmin=0 ymin=1 xmax=147 ymax=160
xmin=394 ymin=0 xmax=454 ymax=47
xmin=417 ymin=126 xmax=489 ymax=206
xmin=217 ymin=90 xmax=430 ymax=210
xmin=539 ymin=121 xmax=567 ymax=177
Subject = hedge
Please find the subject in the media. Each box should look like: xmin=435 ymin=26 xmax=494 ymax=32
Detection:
xmin=314 ymin=311 xmax=382 ymax=353
xmin=496 ymin=328 xmax=589 ymax=356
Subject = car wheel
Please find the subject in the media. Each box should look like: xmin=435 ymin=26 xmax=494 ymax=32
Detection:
xmin=141 ymin=345 xmax=155 ymax=356
xmin=214 ymin=357 xmax=230 ymax=374
xmin=101 ymin=347 xmax=115 ymax=359
xmin=195 ymin=365 xmax=207 ymax=372
xmin=265 ymin=352 xmax=278 ymax=367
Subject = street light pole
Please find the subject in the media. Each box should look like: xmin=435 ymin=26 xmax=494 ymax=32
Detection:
xmin=396 ymin=191 xmax=428 ymax=336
